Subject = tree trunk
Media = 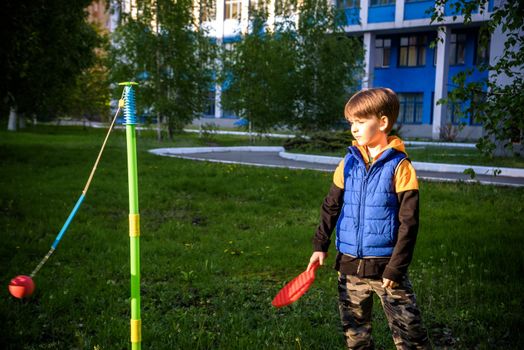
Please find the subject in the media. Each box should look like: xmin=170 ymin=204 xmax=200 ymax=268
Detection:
xmin=19 ymin=115 xmax=26 ymax=129
xmin=156 ymin=115 xmax=162 ymax=141
xmin=489 ymin=122 xmax=513 ymax=157
xmin=168 ymin=122 xmax=174 ymax=140
xmin=492 ymin=138 xmax=512 ymax=157
xmin=7 ymin=107 xmax=17 ymax=131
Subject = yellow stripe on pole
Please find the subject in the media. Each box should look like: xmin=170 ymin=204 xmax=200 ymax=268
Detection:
xmin=129 ymin=214 xmax=140 ymax=237
xmin=130 ymin=319 xmax=142 ymax=343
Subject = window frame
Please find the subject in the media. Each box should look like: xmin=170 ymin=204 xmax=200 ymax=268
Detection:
xmin=204 ymin=90 xmax=216 ymax=117
xmin=200 ymin=0 xmax=216 ymax=22
xmin=446 ymin=101 xmax=463 ymax=125
xmin=398 ymin=93 xmax=424 ymax=124
xmin=369 ymin=0 xmax=395 ymax=6
xmin=375 ymin=37 xmax=392 ymax=68
xmin=449 ymin=32 xmax=467 ymax=66
xmin=398 ymin=35 xmax=427 ymax=67
xmin=475 ymin=32 xmax=490 ymax=67
xmin=225 ymin=0 xmax=242 ymax=20
xmin=338 ymin=0 xmax=360 ymax=9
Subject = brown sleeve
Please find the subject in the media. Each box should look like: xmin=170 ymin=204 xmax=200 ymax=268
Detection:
xmin=312 ymin=183 xmax=344 ymax=252
xmin=382 ymin=189 xmax=420 ymax=283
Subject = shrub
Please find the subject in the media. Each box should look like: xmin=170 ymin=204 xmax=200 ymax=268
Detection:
xmin=284 ymin=130 xmax=353 ymax=153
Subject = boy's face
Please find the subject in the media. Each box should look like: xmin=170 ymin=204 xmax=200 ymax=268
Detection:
xmin=348 ymin=115 xmax=388 ymax=147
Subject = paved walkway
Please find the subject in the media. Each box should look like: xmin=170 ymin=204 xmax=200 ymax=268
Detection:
xmin=149 ymin=147 xmax=524 ymax=187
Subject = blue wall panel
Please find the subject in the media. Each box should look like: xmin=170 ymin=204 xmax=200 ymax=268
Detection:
xmin=368 ymin=4 xmax=395 ymax=23
xmin=373 ymin=33 xmax=437 ymax=125
xmin=444 ymin=0 xmax=478 ymax=16
xmin=344 ymin=8 xmax=360 ymax=25
xmin=447 ymin=29 xmax=489 ymax=125
xmin=372 ymin=29 xmax=487 ymax=126
xmin=404 ymin=0 xmax=434 ymax=20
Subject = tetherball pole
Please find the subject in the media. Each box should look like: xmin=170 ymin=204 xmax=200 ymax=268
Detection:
xmin=120 ymin=82 xmax=142 ymax=350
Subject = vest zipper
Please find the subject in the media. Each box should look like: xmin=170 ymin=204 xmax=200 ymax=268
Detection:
xmin=356 ymin=259 xmax=363 ymax=274
xmin=357 ymin=171 xmax=369 ymax=258
xmin=358 ymin=162 xmax=374 ymax=258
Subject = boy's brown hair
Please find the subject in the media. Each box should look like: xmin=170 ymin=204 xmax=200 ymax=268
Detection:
xmin=344 ymin=87 xmax=399 ymax=134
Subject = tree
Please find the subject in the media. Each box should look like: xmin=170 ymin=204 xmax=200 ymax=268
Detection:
xmin=430 ymin=0 xmax=524 ymax=156
xmin=65 ymin=27 xmax=111 ymax=122
xmin=221 ymin=0 xmax=363 ymax=134
xmin=0 ymin=0 xmax=101 ymax=130
xmin=110 ymin=0 xmax=217 ymax=139
xmin=220 ymin=10 xmax=299 ymax=132
xmin=294 ymin=0 xmax=363 ymax=133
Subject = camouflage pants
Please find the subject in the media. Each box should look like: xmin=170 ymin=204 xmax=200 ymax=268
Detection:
xmin=338 ymin=273 xmax=431 ymax=350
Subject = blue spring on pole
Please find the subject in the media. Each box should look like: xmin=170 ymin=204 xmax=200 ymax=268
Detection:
xmin=123 ymin=86 xmax=137 ymax=125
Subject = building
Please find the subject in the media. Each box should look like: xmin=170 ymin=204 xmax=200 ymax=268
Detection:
xmin=339 ymin=0 xmax=496 ymax=140
xmin=107 ymin=0 xmax=507 ymax=141
xmin=87 ymin=0 xmax=114 ymax=32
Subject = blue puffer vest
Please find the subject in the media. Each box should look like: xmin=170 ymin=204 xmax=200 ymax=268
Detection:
xmin=336 ymin=146 xmax=407 ymax=258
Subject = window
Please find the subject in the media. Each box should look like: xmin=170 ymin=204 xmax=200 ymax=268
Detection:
xmin=375 ymin=38 xmax=391 ymax=68
xmin=224 ymin=42 xmax=236 ymax=52
xmin=398 ymin=93 xmax=423 ymax=124
xmin=469 ymin=92 xmax=487 ymax=125
xmin=475 ymin=32 xmax=490 ymax=66
xmin=450 ymin=33 xmax=466 ymax=65
xmin=446 ymin=102 xmax=462 ymax=125
xmin=469 ymin=100 xmax=482 ymax=126
xmin=370 ymin=0 xmax=395 ymax=5
xmin=249 ymin=0 xmax=260 ymax=12
xmin=225 ymin=0 xmax=241 ymax=20
xmin=275 ymin=0 xmax=297 ymax=15
xmin=399 ymin=35 xmax=427 ymax=67
xmin=200 ymin=0 xmax=216 ymax=22
xmin=205 ymin=91 xmax=216 ymax=116
xmin=338 ymin=0 xmax=360 ymax=9
xmin=444 ymin=91 xmax=487 ymax=125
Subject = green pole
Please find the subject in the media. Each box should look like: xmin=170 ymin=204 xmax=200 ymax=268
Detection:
xmin=120 ymin=82 xmax=141 ymax=350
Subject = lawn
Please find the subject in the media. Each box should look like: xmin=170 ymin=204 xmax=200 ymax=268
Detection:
xmin=288 ymin=145 xmax=524 ymax=169
xmin=1 ymin=126 xmax=523 ymax=349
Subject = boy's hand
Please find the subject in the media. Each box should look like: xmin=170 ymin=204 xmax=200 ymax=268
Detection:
xmin=307 ymin=251 xmax=327 ymax=271
xmin=381 ymin=278 xmax=398 ymax=289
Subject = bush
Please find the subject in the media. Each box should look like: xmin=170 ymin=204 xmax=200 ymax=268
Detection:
xmin=284 ymin=130 xmax=354 ymax=153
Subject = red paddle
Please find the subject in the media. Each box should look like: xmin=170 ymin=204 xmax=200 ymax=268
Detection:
xmin=272 ymin=261 xmax=320 ymax=308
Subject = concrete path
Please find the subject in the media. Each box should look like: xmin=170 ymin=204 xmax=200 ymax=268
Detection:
xmin=149 ymin=147 xmax=524 ymax=187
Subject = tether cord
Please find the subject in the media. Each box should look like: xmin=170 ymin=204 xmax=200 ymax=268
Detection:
xmin=30 ymin=94 xmax=124 ymax=278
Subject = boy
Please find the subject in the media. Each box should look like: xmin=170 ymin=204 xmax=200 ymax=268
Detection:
xmin=307 ymin=88 xmax=431 ymax=349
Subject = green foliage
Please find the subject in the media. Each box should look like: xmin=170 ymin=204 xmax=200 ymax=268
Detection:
xmin=431 ymin=0 xmax=524 ymax=156
xmin=285 ymin=141 xmax=524 ymax=168
xmin=110 ymin=0 xmax=217 ymax=138
xmin=294 ymin=0 xmax=364 ymax=133
xmin=283 ymin=130 xmax=353 ymax=154
xmin=199 ymin=122 xmax=219 ymax=143
xmin=463 ymin=167 xmax=476 ymax=179
xmin=221 ymin=0 xmax=363 ymax=134
xmin=221 ymin=10 xmax=300 ymax=132
xmin=64 ymin=27 xmax=111 ymax=121
xmin=0 ymin=0 xmax=101 ymax=122
xmin=0 ymin=127 xmax=523 ymax=349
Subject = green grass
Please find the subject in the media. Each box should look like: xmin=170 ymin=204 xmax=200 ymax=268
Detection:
xmin=286 ymin=143 xmax=524 ymax=169
xmin=407 ymin=145 xmax=524 ymax=168
xmin=1 ymin=126 xmax=523 ymax=349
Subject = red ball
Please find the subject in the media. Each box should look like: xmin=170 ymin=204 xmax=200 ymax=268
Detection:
xmin=8 ymin=275 xmax=35 ymax=299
